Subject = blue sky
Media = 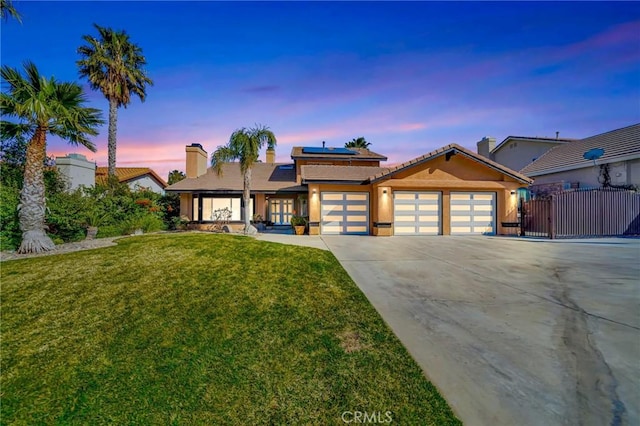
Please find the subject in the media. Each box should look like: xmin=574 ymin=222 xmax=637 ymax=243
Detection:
xmin=2 ymin=1 xmax=639 ymax=178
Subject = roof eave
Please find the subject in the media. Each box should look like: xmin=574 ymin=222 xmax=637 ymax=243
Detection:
xmin=523 ymin=152 xmax=640 ymax=177
xmin=370 ymin=146 xmax=532 ymax=185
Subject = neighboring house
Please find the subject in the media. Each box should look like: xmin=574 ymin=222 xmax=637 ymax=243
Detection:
xmin=477 ymin=134 xmax=575 ymax=173
xmin=95 ymin=167 xmax=168 ymax=194
xmin=55 ymin=154 xmax=168 ymax=194
xmin=520 ymin=123 xmax=640 ymax=193
xmin=55 ymin=153 xmax=96 ymax=190
xmin=166 ymin=143 xmax=532 ymax=236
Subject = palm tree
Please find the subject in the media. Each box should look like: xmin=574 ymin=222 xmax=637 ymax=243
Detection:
xmin=211 ymin=125 xmax=277 ymax=234
xmin=0 ymin=0 xmax=21 ymax=22
xmin=345 ymin=137 xmax=370 ymax=149
xmin=0 ymin=62 xmax=104 ymax=253
xmin=77 ymin=24 xmax=153 ymax=177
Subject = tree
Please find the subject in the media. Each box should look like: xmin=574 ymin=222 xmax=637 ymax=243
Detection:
xmin=0 ymin=0 xmax=21 ymax=23
xmin=167 ymin=170 xmax=186 ymax=185
xmin=211 ymin=125 xmax=277 ymax=234
xmin=77 ymin=24 xmax=153 ymax=177
xmin=345 ymin=137 xmax=370 ymax=149
xmin=0 ymin=62 xmax=104 ymax=253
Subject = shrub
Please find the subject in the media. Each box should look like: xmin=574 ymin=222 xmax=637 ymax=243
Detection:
xmin=0 ymin=183 xmax=21 ymax=251
xmin=46 ymin=190 xmax=91 ymax=243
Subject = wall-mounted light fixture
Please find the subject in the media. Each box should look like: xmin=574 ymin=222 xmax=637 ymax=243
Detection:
xmin=312 ymin=189 xmax=317 ymax=194
xmin=383 ymin=189 xmax=388 ymax=194
xmin=510 ymin=190 xmax=516 ymax=195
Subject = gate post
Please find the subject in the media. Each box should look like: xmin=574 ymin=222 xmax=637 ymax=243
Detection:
xmin=519 ymin=197 xmax=526 ymax=236
xmin=549 ymin=195 xmax=556 ymax=239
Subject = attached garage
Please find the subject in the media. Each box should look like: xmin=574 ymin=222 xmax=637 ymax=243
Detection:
xmin=450 ymin=192 xmax=496 ymax=235
xmin=321 ymin=192 xmax=369 ymax=235
xmin=393 ymin=191 xmax=441 ymax=235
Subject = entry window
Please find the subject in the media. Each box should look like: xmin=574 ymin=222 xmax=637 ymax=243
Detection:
xmin=194 ymin=196 xmax=253 ymax=221
xmin=270 ymin=199 xmax=294 ymax=225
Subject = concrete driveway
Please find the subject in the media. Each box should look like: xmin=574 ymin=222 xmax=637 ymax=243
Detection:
xmin=321 ymin=236 xmax=640 ymax=426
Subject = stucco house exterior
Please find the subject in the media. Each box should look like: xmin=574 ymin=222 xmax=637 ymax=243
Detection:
xmin=166 ymin=142 xmax=532 ymax=236
xmin=520 ymin=123 xmax=640 ymax=193
xmin=477 ymin=134 xmax=575 ymax=173
xmin=55 ymin=153 xmax=96 ymax=190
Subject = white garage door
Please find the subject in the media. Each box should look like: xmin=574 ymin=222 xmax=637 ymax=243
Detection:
xmin=450 ymin=192 xmax=496 ymax=235
xmin=394 ymin=192 xmax=441 ymax=235
xmin=321 ymin=192 xmax=369 ymax=235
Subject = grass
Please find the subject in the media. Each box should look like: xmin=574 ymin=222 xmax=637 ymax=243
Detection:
xmin=1 ymin=233 xmax=460 ymax=425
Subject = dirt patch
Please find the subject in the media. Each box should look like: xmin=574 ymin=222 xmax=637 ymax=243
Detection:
xmin=338 ymin=330 xmax=369 ymax=353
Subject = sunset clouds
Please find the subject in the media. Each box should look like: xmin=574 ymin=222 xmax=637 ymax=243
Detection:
xmin=3 ymin=2 xmax=638 ymax=179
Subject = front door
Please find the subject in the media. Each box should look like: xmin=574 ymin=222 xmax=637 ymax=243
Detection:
xmin=270 ymin=199 xmax=294 ymax=225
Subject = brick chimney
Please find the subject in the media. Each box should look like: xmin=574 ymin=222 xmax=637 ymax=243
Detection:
xmin=266 ymin=146 xmax=276 ymax=164
xmin=186 ymin=143 xmax=207 ymax=178
xmin=476 ymin=136 xmax=496 ymax=159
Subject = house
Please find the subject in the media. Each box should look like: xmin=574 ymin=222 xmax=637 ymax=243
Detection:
xmin=477 ymin=134 xmax=575 ymax=173
xmin=520 ymin=123 xmax=640 ymax=193
xmin=95 ymin=167 xmax=168 ymax=194
xmin=55 ymin=153 xmax=168 ymax=194
xmin=55 ymin=153 xmax=96 ymax=190
xmin=166 ymin=142 xmax=532 ymax=236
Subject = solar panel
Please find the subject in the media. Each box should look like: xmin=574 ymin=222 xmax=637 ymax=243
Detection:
xmin=302 ymin=147 xmax=357 ymax=155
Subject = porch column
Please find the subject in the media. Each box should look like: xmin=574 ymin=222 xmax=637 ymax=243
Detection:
xmin=373 ymin=186 xmax=393 ymax=236
xmin=308 ymin=185 xmax=320 ymax=235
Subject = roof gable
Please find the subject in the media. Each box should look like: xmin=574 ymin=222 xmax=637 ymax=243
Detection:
xmin=96 ymin=167 xmax=168 ymax=188
xmin=370 ymin=144 xmax=532 ymax=184
xmin=491 ymin=135 xmax=574 ymax=155
xmin=520 ymin=123 xmax=640 ymax=176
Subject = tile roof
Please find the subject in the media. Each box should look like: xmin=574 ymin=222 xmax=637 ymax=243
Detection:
xmin=96 ymin=167 xmax=168 ymax=188
xmin=301 ymin=165 xmax=390 ymax=183
xmin=492 ymin=135 xmax=575 ymax=155
xmin=165 ymin=162 xmax=305 ymax=192
xmin=369 ymin=143 xmax=533 ymax=184
xmin=519 ymin=123 xmax=640 ymax=176
xmin=291 ymin=146 xmax=387 ymax=161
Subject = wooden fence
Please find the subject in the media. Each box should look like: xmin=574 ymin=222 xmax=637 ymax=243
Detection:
xmin=521 ymin=188 xmax=640 ymax=239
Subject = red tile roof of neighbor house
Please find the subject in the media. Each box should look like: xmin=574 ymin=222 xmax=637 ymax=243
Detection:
xmin=165 ymin=162 xmax=306 ymax=192
xmin=95 ymin=167 xmax=168 ymax=188
xmin=369 ymin=143 xmax=533 ymax=184
xmin=519 ymin=123 xmax=640 ymax=176
xmin=290 ymin=146 xmax=387 ymax=161
xmin=301 ymin=165 xmax=390 ymax=183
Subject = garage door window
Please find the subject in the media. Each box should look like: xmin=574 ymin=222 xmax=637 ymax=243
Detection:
xmin=450 ymin=192 xmax=495 ymax=235
xmin=394 ymin=192 xmax=441 ymax=235
xmin=321 ymin=192 xmax=369 ymax=235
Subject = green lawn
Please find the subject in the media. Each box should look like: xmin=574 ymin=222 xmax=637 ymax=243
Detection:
xmin=1 ymin=233 xmax=460 ymax=425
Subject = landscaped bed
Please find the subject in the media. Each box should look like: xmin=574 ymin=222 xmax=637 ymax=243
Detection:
xmin=1 ymin=233 xmax=460 ymax=424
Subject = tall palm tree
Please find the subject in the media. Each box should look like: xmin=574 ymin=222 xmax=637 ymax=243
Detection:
xmin=0 ymin=0 xmax=21 ymax=22
xmin=211 ymin=125 xmax=277 ymax=234
xmin=345 ymin=136 xmax=370 ymax=149
xmin=77 ymin=24 xmax=153 ymax=177
xmin=0 ymin=62 xmax=104 ymax=253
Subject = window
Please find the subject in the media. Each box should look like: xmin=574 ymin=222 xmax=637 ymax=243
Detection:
xmin=193 ymin=196 xmax=254 ymax=221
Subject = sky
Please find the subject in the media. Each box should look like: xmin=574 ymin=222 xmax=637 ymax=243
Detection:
xmin=2 ymin=1 xmax=639 ymax=179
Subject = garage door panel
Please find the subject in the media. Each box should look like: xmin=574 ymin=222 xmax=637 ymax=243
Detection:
xmin=393 ymin=191 xmax=441 ymax=235
xmin=321 ymin=192 xmax=369 ymax=235
xmin=450 ymin=192 xmax=496 ymax=235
